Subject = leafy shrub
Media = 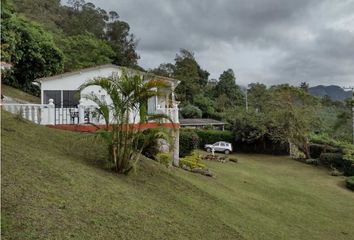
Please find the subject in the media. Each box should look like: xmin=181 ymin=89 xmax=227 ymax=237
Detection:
xmin=346 ymin=176 xmax=354 ymax=191
xmin=320 ymin=153 xmax=343 ymax=166
xmin=156 ymin=153 xmax=171 ymax=167
xmin=194 ymin=129 xmax=233 ymax=148
xmin=305 ymin=158 xmax=319 ymax=166
xmin=179 ymin=152 xmax=206 ymax=169
xmin=309 ymin=144 xmax=340 ymax=159
xmin=179 ymin=130 xmax=200 ymax=157
xmin=180 ymin=104 xmax=202 ymax=118
xmin=320 ymin=153 xmax=354 ymax=176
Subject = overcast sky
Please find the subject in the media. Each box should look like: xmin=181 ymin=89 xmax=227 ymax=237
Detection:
xmin=90 ymin=0 xmax=354 ymax=87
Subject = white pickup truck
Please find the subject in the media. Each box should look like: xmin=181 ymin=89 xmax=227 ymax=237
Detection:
xmin=204 ymin=141 xmax=233 ymax=154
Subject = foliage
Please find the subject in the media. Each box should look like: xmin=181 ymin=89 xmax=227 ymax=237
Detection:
xmin=214 ymin=69 xmax=244 ymax=106
xmin=193 ymin=93 xmax=216 ymax=118
xmin=156 ymin=152 xmax=172 ymax=167
xmin=11 ymin=0 xmax=140 ymax=71
xmin=194 ymin=129 xmax=233 ymax=148
xmin=346 ymin=176 xmax=354 ymax=191
xmin=1 ymin=6 xmax=64 ymax=95
xmin=179 ymin=130 xmax=200 ymax=157
xmin=179 ymin=152 xmax=206 ymax=169
xmin=265 ymin=85 xmax=320 ymax=158
xmin=232 ymin=111 xmax=268 ymax=143
xmin=247 ymin=83 xmax=268 ymax=112
xmin=320 ymin=153 xmax=354 ymax=176
xmin=62 ymin=33 xmax=114 ymax=71
xmin=173 ymin=49 xmax=209 ymax=102
xmin=180 ymin=104 xmax=202 ymax=119
xmin=79 ymin=71 xmax=172 ymax=173
xmin=140 ymin=127 xmax=174 ymax=159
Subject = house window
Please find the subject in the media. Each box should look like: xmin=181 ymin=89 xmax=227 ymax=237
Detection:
xmin=43 ymin=90 xmax=80 ymax=107
xmin=43 ymin=90 xmax=61 ymax=107
xmin=63 ymin=90 xmax=80 ymax=107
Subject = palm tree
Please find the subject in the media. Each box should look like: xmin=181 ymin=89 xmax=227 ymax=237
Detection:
xmin=79 ymin=70 xmax=175 ymax=174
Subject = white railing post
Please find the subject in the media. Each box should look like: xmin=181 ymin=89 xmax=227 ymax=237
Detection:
xmin=48 ymin=99 xmax=55 ymax=125
xmin=78 ymin=99 xmax=85 ymax=124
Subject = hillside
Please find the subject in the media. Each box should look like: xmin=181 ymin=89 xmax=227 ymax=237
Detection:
xmin=2 ymin=110 xmax=354 ymax=240
xmin=1 ymin=84 xmax=40 ymax=103
xmin=309 ymin=85 xmax=352 ymax=101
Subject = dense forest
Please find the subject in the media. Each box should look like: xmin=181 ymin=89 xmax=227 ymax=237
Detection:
xmin=1 ymin=0 xmax=353 ymax=156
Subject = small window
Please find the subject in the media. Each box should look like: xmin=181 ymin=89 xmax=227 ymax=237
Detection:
xmin=220 ymin=143 xmax=226 ymax=147
xmin=213 ymin=143 xmax=219 ymax=146
xmin=43 ymin=90 xmax=61 ymax=107
xmin=63 ymin=90 xmax=80 ymax=107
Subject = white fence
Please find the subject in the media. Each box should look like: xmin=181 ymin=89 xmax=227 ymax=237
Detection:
xmin=2 ymin=99 xmax=179 ymax=125
xmin=1 ymin=102 xmax=54 ymax=125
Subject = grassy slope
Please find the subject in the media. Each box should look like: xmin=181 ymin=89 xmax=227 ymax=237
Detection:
xmin=1 ymin=111 xmax=240 ymax=240
xmin=1 ymin=84 xmax=40 ymax=103
xmin=2 ymin=110 xmax=354 ymax=240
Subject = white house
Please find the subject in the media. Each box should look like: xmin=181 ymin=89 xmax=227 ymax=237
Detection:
xmin=36 ymin=64 xmax=180 ymax=126
xmin=1 ymin=64 xmax=181 ymax=164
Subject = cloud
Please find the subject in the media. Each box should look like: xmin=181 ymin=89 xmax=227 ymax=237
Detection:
xmin=89 ymin=0 xmax=354 ymax=86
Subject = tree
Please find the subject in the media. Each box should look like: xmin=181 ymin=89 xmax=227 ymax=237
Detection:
xmin=108 ymin=10 xmax=119 ymax=22
xmin=174 ymin=49 xmax=209 ymax=102
xmin=106 ymin=20 xmax=139 ymax=67
xmin=79 ymin=71 xmax=173 ymax=174
xmin=233 ymin=111 xmax=268 ymax=143
xmin=215 ymin=94 xmax=232 ymax=112
xmin=150 ymin=63 xmax=175 ymax=78
xmin=60 ymin=3 xmax=106 ymax=38
xmin=300 ymin=82 xmax=309 ymax=92
xmin=62 ymin=33 xmax=114 ymax=71
xmin=247 ymin=83 xmax=268 ymax=112
xmin=67 ymin=0 xmax=85 ymax=11
xmin=193 ymin=94 xmax=215 ymax=117
xmin=215 ymin=69 xmax=243 ymax=106
xmin=180 ymin=104 xmax=203 ymax=119
xmin=1 ymin=7 xmax=64 ymax=94
xmin=265 ymin=85 xmax=320 ymax=158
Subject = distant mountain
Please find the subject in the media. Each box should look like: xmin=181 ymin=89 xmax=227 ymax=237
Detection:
xmin=308 ymin=85 xmax=352 ymax=101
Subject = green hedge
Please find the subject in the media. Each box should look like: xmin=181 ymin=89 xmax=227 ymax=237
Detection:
xmin=346 ymin=176 xmax=354 ymax=191
xmin=179 ymin=130 xmax=200 ymax=157
xmin=320 ymin=153 xmax=354 ymax=176
xmin=193 ymin=129 xmax=234 ymax=148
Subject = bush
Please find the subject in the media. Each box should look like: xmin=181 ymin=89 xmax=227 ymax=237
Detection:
xmin=156 ymin=153 xmax=171 ymax=167
xmin=320 ymin=153 xmax=343 ymax=166
xmin=179 ymin=130 xmax=200 ymax=157
xmin=194 ymin=129 xmax=234 ymax=149
xmin=346 ymin=176 xmax=354 ymax=191
xmin=180 ymin=104 xmax=202 ymax=118
xmin=305 ymin=158 xmax=319 ymax=166
xmin=179 ymin=152 xmax=206 ymax=169
xmin=320 ymin=153 xmax=354 ymax=176
xmin=309 ymin=144 xmax=341 ymax=159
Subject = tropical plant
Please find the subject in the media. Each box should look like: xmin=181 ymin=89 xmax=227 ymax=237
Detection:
xmin=79 ymin=70 xmax=175 ymax=174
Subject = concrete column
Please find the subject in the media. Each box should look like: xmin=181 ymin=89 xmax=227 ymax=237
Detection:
xmin=172 ymin=129 xmax=180 ymax=167
xmin=78 ymin=99 xmax=85 ymax=124
xmin=48 ymin=99 xmax=55 ymax=125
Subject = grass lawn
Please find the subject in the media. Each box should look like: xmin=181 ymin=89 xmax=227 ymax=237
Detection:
xmin=2 ymin=111 xmax=354 ymax=239
xmin=1 ymin=84 xmax=40 ymax=103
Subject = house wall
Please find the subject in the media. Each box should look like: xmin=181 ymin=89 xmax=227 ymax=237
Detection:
xmin=39 ymin=66 xmax=179 ymax=124
xmin=40 ymin=67 xmax=121 ymax=106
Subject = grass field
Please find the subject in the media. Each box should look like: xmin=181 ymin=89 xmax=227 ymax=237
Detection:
xmin=1 ymin=84 xmax=40 ymax=103
xmin=2 ymin=110 xmax=354 ymax=240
